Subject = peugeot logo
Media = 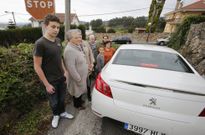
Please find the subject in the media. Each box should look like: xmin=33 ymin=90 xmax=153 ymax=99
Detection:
xmin=149 ymin=97 xmax=157 ymax=105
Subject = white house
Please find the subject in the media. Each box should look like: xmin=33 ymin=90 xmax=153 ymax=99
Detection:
xmin=29 ymin=13 xmax=80 ymax=27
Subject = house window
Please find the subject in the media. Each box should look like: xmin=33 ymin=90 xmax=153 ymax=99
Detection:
xmin=202 ymin=13 xmax=205 ymax=16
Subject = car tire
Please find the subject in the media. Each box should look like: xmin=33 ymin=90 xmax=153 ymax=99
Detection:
xmin=159 ymin=41 xmax=165 ymax=46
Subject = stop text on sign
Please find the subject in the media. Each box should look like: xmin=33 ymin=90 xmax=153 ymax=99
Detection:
xmin=26 ymin=0 xmax=54 ymax=9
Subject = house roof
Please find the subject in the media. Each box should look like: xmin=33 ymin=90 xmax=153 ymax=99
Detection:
xmin=56 ymin=13 xmax=79 ymax=23
xmin=29 ymin=13 xmax=79 ymax=23
xmin=182 ymin=0 xmax=205 ymax=10
xmin=165 ymin=0 xmax=205 ymax=15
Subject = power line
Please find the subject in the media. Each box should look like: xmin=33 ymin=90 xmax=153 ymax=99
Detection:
xmin=14 ymin=12 xmax=30 ymax=16
xmin=78 ymin=7 xmax=149 ymax=17
xmin=15 ymin=15 xmax=30 ymax=22
xmin=0 ymin=14 xmax=9 ymax=17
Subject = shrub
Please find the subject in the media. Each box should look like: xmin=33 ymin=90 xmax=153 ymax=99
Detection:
xmin=107 ymin=28 xmax=116 ymax=33
xmin=168 ymin=15 xmax=205 ymax=50
xmin=128 ymin=27 xmax=134 ymax=33
xmin=93 ymin=26 xmax=106 ymax=33
xmin=0 ymin=43 xmax=47 ymax=133
xmin=0 ymin=43 xmax=46 ymax=114
xmin=0 ymin=28 xmax=42 ymax=47
xmin=77 ymin=24 xmax=86 ymax=40
xmin=0 ymin=25 xmax=87 ymax=47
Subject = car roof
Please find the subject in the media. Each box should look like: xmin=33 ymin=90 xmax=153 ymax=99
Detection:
xmin=118 ymin=44 xmax=178 ymax=54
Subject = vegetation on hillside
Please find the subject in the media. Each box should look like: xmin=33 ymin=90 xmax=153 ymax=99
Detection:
xmin=89 ymin=16 xmax=165 ymax=33
xmin=168 ymin=15 xmax=205 ymax=50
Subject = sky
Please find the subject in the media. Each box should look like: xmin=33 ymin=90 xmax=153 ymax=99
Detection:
xmin=0 ymin=0 xmax=196 ymax=24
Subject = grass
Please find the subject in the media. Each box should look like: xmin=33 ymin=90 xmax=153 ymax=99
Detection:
xmin=12 ymin=102 xmax=51 ymax=135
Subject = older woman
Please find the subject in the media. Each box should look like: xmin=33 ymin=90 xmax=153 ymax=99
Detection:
xmin=63 ymin=29 xmax=88 ymax=109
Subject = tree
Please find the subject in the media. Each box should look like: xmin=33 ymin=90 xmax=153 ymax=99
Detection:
xmin=146 ymin=0 xmax=166 ymax=32
xmin=90 ymin=19 xmax=106 ymax=33
xmin=156 ymin=17 xmax=166 ymax=32
xmin=133 ymin=16 xmax=147 ymax=28
xmin=107 ymin=28 xmax=116 ymax=33
xmin=121 ymin=16 xmax=135 ymax=28
xmin=108 ymin=18 xmax=121 ymax=27
xmin=94 ymin=26 xmax=106 ymax=33
xmin=84 ymin=22 xmax=90 ymax=30
xmin=90 ymin=19 xmax=103 ymax=28
xmin=108 ymin=16 xmax=148 ymax=30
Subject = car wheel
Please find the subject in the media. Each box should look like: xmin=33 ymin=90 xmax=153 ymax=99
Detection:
xmin=159 ymin=41 xmax=165 ymax=46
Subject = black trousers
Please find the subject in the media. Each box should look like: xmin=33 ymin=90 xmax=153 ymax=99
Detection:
xmin=73 ymin=95 xmax=83 ymax=108
xmin=47 ymin=77 xmax=66 ymax=115
xmin=87 ymin=75 xmax=91 ymax=100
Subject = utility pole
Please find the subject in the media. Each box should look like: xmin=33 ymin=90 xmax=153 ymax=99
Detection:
xmin=5 ymin=11 xmax=16 ymax=26
xmin=11 ymin=12 xmax=16 ymax=25
xmin=65 ymin=0 xmax=71 ymax=42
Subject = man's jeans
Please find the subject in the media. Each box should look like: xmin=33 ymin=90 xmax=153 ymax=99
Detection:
xmin=47 ymin=77 xmax=66 ymax=115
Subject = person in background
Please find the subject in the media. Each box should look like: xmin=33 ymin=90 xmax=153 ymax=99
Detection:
xmin=64 ymin=29 xmax=88 ymax=110
xmin=104 ymin=41 xmax=115 ymax=65
xmin=96 ymin=45 xmax=105 ymax=74
xmin=88 ymin=34 xmax=98 ymax=79
xmin=102 ymin=35 xmax=111 ymax=45
xmin=81 ymin=40 xmax=94 ymax=101
xmin=88 ymin=34 xmax=98 ymax=62
xmin=33 ymin=14 xmax=73 ymax=129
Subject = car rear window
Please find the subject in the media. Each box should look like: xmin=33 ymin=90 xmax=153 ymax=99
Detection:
xmin=112 ymin=49 xmax=194 ymax=73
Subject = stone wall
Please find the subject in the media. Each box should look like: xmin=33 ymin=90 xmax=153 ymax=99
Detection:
xmin=180 ymin=22 xmax=205 ymax=75
xmin=94 ymin=33 xmax=169 ymax=43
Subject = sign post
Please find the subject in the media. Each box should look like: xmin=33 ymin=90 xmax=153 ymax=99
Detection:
xmin=65 ymin=0 xmax=71 ymax=42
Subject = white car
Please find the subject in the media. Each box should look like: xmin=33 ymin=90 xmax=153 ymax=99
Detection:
xmin=91 ymin=44 xmax=205 ymax=135
xmin=157 ymin=36 xmax=170 ymax=46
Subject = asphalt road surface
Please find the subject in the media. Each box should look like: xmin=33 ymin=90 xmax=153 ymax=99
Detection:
xmin=47 ymin=95 xmax=138 ymax=135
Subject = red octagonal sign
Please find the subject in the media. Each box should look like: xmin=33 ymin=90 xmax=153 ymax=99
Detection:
xmin=25 ymin=0 xmax=55 ymax=20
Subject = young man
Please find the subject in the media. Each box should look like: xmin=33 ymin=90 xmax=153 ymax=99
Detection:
xmin=33 ymin=14 xmax=73 ymax=128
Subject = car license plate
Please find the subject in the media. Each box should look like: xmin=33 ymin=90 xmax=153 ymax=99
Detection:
xmin=124 ymin=123 xmax=166 ymax=135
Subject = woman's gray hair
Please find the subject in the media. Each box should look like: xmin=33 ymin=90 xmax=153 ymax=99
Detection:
xmin=66 ymin=29 xmax=82 ymax=41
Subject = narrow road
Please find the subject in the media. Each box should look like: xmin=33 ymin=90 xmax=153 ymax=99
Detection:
xmin=47 ymin=96 xmax=102 ymax=135
xmin=47 ymin=77 xmax=138 ymax=135
xmin=47 ymin=95 xmax=138 ymax=135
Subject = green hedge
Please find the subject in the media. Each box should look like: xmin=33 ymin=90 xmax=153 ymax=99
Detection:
xmin=0 ymin=43 xmax=47 ymax=133
xmin=168 ymin=15 xmax=205 ymax=50
xmin=0 ymin=28 xmax=41 ymax=47
xmin=0 ymin=44 xmax=46 ymax=115
xmin=0 ymin=25 xmax=86 ymax=47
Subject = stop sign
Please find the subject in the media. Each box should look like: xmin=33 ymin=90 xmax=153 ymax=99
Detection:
xmin=25 ymin=0 xmax=55 ymax=20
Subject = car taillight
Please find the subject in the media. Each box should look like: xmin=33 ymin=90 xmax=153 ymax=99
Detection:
xmin=95 ymin=73 xmax=113 ymax=98
xmin=199 ymin=108 xmax=205 ymax=117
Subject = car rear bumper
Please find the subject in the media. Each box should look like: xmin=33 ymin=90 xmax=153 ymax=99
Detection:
xmin=91 ymin=88 xmax=205 ymax=135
